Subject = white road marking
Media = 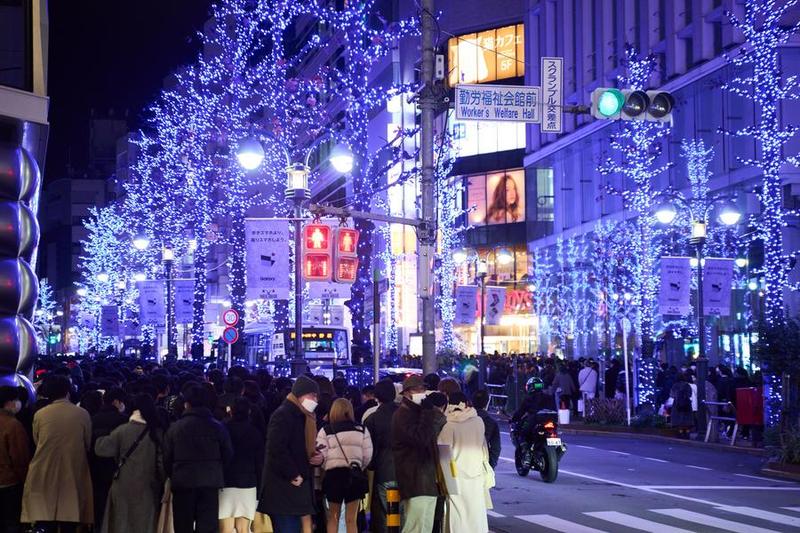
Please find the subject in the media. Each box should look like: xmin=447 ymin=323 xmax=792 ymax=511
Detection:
xmin=638 ymin=486 xmax=800 ymax=491
xmin=643 ymin=457 xmax=669 ymax=463
xmin=575 ymin=445 xmax=597 ymax=450
xmin=783 ymin=507 xmax=800 ymax=513
xmin=686 ymin=465 xmax=712 ymax=471
xmin=717 ymin=506 xmax=800 ymax=527
xmin=609 ymin=450 xmax=630 ymax=456
xmin=585 ymin=511 xmax=695 ymax=532
xmin=651 ymin=508 xmax=780 ymax=533
xmin=734 ymin=473 xmax=793 ymax=483
xmin=487 ymin=510 xmax=505 ymax=518
xmin=517 ymin=514 xmax=608 ymax=533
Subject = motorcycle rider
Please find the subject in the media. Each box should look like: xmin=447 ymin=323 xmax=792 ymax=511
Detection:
xmin=511 ymin=377 xmax=548 ymax=425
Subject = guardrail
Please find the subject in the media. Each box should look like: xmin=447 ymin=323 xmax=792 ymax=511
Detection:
xmin=703 ymin=400 xmax=738 ymax=445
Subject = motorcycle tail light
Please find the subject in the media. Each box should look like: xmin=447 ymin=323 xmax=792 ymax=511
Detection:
xmin=544 ymin=421 xmax=555 ymax=431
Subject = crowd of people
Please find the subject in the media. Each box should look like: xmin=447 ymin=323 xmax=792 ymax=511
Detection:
xmin=0 ymin=358 xmax=500 ymax=533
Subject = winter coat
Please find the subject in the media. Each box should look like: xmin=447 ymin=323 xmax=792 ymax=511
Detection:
xmin=21 ymin=399 xmax=94 ymax=524
xmin=163 ymin=407 xmax=233 ymax=489
xmin=670 ymin=382 xmax=694 ymax=428
xmin=257 ymin=399 xmax=316 ymax=516
xmin=223 ymin=418 xmax=265 ymax=489
xmin=551 ymin=372 xmax=577 ymax=398
xmin=95 ymin=417 xmax=165 ymax=533
xmin=476 ymin=408 xmax=501 ymax=469
xmin=0 ymin=409 xmax=30 ymax=486
xmin=317 ymin=420 xmax=373 ymax=471
xmin=391 ymin=398 xmax=446 ymax=500
xmin=438 ymin=404 xmax=490 ymax=533
xmin=578 ymin=367 xmax=598 ymax=394
xmin=364 ymin=402 xmax=398 ymax=484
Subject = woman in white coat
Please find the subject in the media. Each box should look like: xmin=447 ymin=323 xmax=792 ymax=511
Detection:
xmin=437 ymin=391 xmax=490 ymax=533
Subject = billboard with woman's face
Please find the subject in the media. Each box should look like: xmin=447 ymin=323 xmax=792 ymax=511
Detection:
xmin=466 ymin=169 xmax=525 ymax=225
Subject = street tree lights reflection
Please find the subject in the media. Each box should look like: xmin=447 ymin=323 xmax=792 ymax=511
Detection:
xmin=654 ymin=194 xmax=740 ymax=433
xmin=236 ymin=133 xmax=353 ymax=376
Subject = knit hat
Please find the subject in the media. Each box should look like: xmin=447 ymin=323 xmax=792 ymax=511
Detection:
xmin=292 ymin=375 xmax=320 ymax=398
xmin=401 ymin=374 xmax=425 ymax=392
xmin=374 ymin=379 xmax=396 ymax=403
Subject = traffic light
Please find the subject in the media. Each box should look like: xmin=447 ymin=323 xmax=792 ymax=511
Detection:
xmin=302 ymin=223 xmax=332 ymax=282
xmin=590 ymin=88 xmax=674 ymax=123
xmin=333 ymin=227 xmax=360 ymax=283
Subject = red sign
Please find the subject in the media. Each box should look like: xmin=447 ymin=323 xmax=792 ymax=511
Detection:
xmin=333 ymin=227 xmax=360 ymax=284
xmin=305 ymin=224 xmax=331 ymax=250
xmin=504 ymin=289 xmax=533 ymax=314
xmin=222 ymin=308 xmax=239 ymax=326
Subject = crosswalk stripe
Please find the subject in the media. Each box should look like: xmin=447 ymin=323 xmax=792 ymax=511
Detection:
xmin=585 ymin=511 xmax=695 ymax=532
xmin=651 ymin=508 xmax=780 ymax=533
xmin=516 ymin=515 xmax=608 ymax=533
xmin=487 ymin=510 xmax=505 ymax=518
xmin=717 ymin=506 xmax=800 ymax=527
xmin=783 ymin=507 xmax=800 ymax=513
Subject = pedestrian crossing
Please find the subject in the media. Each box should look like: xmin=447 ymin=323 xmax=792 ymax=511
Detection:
xmin=488 ymin=505 xmax=800 ymax=532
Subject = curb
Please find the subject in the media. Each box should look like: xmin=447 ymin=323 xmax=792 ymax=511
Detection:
xmin=558 ymin=426 xmax=768 ymax=456
xmin=760 ymin=467 xmax=800 ymax=482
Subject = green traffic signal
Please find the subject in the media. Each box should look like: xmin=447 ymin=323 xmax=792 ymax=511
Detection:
xmin=597 ymin=88 xmax=624 ymax=117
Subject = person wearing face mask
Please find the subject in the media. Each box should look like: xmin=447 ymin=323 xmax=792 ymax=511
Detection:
xmin=257 ymin=375 xmax=324 ymax=533
xmin=0 ymin=386 xmax=30 ymax=533
xmin=391 ymin=375 xmax=447 ymax=533
xmin=91 ymin=388 xmax=129 ymax=530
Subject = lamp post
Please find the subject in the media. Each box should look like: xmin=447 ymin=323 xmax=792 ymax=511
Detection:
xmin=655 ymin=195 xmax=741 ymax=435
xmin=237 ymin=133 xmax=353 ymax=377
xmin=162 ymin=246 xmax=177 ymax=360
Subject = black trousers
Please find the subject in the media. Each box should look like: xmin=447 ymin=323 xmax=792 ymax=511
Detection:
xmin=171 ymin=487 xmax=219 ymax=533
xmin=0 ymin=484 xmax=23 ymax=533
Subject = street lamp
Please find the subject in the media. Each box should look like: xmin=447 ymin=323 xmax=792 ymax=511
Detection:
xmin=477 ymin=258 xmax=488 ymax=357
xmin=132 ymin=234 xmax=150 ymax=251
xmin=162 ymin=246 xmax=177 ymax=360
xmin=237 ymin=132 xmax=353 ymax=376
xmin=655 ymin=193 xmax=741 ymax=434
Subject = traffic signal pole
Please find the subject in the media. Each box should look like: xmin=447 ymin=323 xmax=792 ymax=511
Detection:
xmin=419 ymin=0 xmax=437 ymax=376
xmin=292 ymin=198 xmax=305 ymax=377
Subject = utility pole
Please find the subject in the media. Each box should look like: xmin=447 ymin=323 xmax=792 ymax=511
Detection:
xmin=419 ymin=0 xmax=437 ymax=375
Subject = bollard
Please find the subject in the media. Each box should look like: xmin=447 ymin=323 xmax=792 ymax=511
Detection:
xmin=387 ymin=488 xmax=401 ymax=532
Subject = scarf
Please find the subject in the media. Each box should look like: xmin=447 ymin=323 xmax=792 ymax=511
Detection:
xmin=286 ymin=393 xmax=317 ymax=459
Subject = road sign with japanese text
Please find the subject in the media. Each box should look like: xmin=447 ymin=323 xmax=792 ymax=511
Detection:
xmin=455 ymin=84 xmax=541 ymax=122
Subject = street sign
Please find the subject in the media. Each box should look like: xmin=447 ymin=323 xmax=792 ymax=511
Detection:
xmin=541 ymin=57 xmax=563 ymax=133
xmin=222 ymin=308 xmax=239 ymax=327
xmin=455 ymin=84 xmax=541 ymax=122
xmin=222 ymin=326 xmax=239 ymax=344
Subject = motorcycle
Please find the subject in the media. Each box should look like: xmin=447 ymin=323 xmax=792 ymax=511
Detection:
xmin=511 ymin=409 xmax=567 ymax=482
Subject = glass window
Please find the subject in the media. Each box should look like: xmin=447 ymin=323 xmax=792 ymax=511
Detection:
xmin=536 ymin=168 xmax=554 ymax=222
xmin=449 ymin=111 xmax=525 ymax=157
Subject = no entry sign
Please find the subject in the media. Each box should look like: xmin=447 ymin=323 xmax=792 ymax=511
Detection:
xmin=222 ymin=326 xmax=239 ymax=344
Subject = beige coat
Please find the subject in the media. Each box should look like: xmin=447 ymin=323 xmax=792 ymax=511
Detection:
xmin=21 ymin=399 xmax=94 ymax=525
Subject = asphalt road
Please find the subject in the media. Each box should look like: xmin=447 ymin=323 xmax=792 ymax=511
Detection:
xmin=487 ymin=427 xmax=800 ymax=533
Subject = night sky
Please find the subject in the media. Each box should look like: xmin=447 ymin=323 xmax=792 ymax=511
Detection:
xmin=45 ymin=0 xmax=212 ymax=181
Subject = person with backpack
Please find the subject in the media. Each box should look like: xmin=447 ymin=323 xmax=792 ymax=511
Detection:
xmin=669 ymin=373 xmax=694 ymax=438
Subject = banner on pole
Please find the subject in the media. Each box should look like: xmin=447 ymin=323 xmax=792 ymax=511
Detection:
xmin=245 ymin=219 xmax=290 ymax=300
xmin=138 ymin=280 xmax=166 ymax=327
xmin=100 ymin=305 xmax=119 ymax=338
xmin=658 ymin=256 xmax=692 ymax=315
xmin=703 ymin=258 xmax=734 ymax=315
xmin=454 ymin=285 xmax=478 ymax=325
xmin=484 ymin=286 xmax=507 ymax=326
xmin=174 ymin=279 xmax=194 ymax=324
xmin=541 ymin=57 xmax=563 ymax=133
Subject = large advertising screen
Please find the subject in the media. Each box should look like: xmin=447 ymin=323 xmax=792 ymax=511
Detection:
xmin=466 ymin=169 xmax=525 ymax=226
xmin=448 ymin=24 xmax=524 ymax=86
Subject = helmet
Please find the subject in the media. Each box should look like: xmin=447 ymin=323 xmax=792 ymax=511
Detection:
xmin=526 ymin=377 xmax=544 ymax=394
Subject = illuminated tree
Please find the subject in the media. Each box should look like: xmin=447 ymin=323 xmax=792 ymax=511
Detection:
xmin=33 ymin=278 xmax=57 ymax=354
xmin=723 ymin=0 xmax=800 ymax=324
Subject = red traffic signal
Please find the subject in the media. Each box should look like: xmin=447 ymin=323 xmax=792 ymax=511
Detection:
xmin=302 ymin=223 xmax=333 ymax=282
xmin=333 ymin=227 xmax=359 ymax=283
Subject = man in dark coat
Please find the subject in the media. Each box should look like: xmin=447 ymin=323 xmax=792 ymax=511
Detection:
xmin=257 ymin=376 xmax=323 ymax=532
xmin=90 ymin=388 xmax=128 ymax=530
xmin=472 ymin=389 xmax=501 ymax=468
xmin=391 ymin=375 xmax=446 ymax=533
xmin=604 ymin=359 xmax=620 ymax=399
xmin=163 ymin=383 xmax=233 ymax=533
xmin=364 ymin=379 xmax=399 ymax=532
